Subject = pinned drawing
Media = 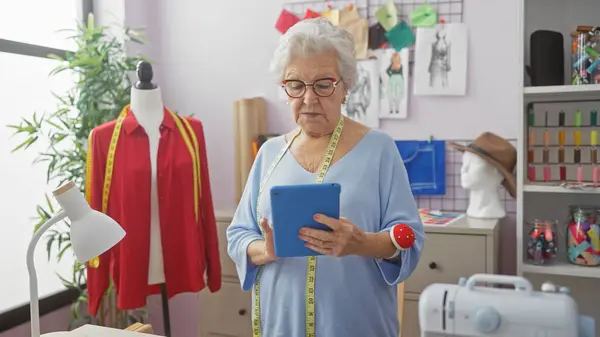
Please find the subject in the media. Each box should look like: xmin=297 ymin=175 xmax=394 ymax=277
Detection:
xmin=342 ymin=59 xmax=380 ymax=128
xmin=414 ymin=23 xmax=468 ymax=96
xmin=376 ymin=48 xmax=410 ymax=119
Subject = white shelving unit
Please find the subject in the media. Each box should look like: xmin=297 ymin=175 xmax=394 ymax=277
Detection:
xmin=522 ymin=262 xmax=600 ymax=279
xmin=515 ymin=1 xmax=600 ymax=333
xmin=524 ymin=84 xmax=600 ymax=96
xmin=523 ymin=184 xmax=600 ymax=194
xmin=516 ymin=0 xmax=600 ymax=280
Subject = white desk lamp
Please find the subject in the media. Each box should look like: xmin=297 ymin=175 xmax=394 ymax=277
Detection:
xmin=27 ymin=181 xmax=126 ymax=337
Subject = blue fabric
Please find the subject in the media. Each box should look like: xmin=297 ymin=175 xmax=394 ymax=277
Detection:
xmin=226 ymin=130 xmax=425 ymax=337
xmin=395 ymin=140 xmax=446 ymax=195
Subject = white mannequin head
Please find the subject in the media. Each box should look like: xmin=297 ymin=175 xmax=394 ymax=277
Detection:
xmin=460 ymin=151 xmax=503 ymax=190
xmin=460 ymin=151 xmax=506 ymax=219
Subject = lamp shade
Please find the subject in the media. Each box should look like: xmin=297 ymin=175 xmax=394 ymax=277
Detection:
xmin=53 ymin=182 xmax=125 ymax=262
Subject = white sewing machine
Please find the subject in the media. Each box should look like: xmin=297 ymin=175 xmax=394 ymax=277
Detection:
xmin=418 ymin=273 xmax=594 ymax=337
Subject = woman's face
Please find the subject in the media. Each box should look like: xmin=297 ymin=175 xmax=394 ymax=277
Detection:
xmin=284 ymin=51 xmax=347 ymax=137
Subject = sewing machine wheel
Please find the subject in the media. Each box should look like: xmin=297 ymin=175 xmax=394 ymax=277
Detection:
xmin=474 ymin=306 xmax=501 ymax=333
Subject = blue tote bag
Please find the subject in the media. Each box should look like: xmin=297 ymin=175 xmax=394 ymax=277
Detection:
xmin=395 ymin=140 xmax=446 ymax=196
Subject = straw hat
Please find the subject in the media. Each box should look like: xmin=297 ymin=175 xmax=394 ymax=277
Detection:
xmin=449 ymin=132 xmax=517 ymax=198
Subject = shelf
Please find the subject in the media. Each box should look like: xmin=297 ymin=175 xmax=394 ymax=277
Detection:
xmin=524 ymin=84 xmax=600 ymax=103
xmin=523 ymin=184 xmax=600 ymax=194
xmin=524 ymin=84 xmax=600 ymax=95
xmin=522 ymin=262 xmax=600 ymax=279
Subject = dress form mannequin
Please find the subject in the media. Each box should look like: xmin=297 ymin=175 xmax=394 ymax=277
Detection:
xmin=131 ymin=61 xmax=166 ymax=286
xmin=460 ymin=151 xmax=506 ymax=219
xmin=130 ymin=61 xmax=171 ymax=337
xmin=85 ymin=61 xmax=221 ymax=333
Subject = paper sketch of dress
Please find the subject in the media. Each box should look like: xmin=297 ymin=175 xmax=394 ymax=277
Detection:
xmin=386 ymin=52 xmax=405 ymax=115
xmin=346 ymin=65 xmax=371 ymax=120
xmin=428 ymin=28 xmax=451 ymax=88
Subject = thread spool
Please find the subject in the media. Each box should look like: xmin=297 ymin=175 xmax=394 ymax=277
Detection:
xmin=528 ymin=110 xmax=535 ymax=126
xmin=528 ymin=149 xmax=535 ymax=163
xmin=592 ymin=110 xmax=598 ymax=126
xmin=575 ymin=110 xmax=582 ymax=127
xmin=575 ymin=130 xmax=582 ymax=146
xmin=577 ymin=166 xmax=584 ymax=182
xmin=558 ymin=147 xmax=565 ymax=163
xmin=560 ymin=166 xmax=567 ymax=181
xmin=592 ymin=131 xmax=598 ymax=164
xmin=529 ymin=132 xmax=535 ymax=146
xmin=544 ymin=167 xmax=551 ymax=181
xmin=558 ymin=111 xmax=565 ymax=127
xmin=594 ymin=167 xmax=600 ymax=185
xmin=528 ymin=166 xmax=536 ymax=181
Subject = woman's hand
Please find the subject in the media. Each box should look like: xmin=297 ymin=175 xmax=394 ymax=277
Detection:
xmin=259 ymin=218 xmax=277 ymax=263
xmin=247 ymin=218 xmax=277 ymax=266
xmin=298 ymin=214 xmax=367 ymax=257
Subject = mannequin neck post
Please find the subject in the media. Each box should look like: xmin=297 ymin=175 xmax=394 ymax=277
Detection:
xmin=130 ymin=86 xmax=164 ymax=132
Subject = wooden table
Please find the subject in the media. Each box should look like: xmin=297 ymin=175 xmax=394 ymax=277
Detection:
xmin=70 ymin=324 xmax=164 ymax=336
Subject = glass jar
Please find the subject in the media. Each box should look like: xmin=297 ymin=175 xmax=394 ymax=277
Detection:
xmin=566 ymin=206 xmax=600 ymax=266
xmin=527 ymin=219 xmax=558 ymax=265
xmin=571 ymin=28 xmax=600 ymax=85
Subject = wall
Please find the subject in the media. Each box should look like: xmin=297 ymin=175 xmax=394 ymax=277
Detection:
xmin=93 ymin=0 xmax=521 ymax=336
xmin=146 ymin=0 xmax=521 ymax=209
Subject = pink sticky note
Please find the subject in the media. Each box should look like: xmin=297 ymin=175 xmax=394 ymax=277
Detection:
xmin=275 ymin=9 xmax=300 ymax=34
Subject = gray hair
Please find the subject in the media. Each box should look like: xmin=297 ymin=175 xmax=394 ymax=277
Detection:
xmin=268 ymin=17 xmax=357 ymax=90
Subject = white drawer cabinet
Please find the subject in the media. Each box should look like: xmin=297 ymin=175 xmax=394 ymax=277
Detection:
xmin=399 ymin=217 xmax=499 ymax=337
xmin=199 ymin=209 xmax=253 ymax=337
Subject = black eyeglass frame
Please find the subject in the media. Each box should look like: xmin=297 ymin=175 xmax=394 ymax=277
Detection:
xmin=281 ymin=77 xmax=342 ymax=98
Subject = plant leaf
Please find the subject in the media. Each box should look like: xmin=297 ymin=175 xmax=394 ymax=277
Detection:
xmin=5 ymin=13 xmax=148 ymax=327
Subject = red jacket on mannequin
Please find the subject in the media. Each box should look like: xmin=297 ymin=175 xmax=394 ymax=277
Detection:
xmin=85 ymin=107 xmax=221 ymax=316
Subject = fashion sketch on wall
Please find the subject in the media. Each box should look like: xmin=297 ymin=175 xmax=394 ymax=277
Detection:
xmin=342 ymin=59 xmax=380 ymax=128
xmin=414 ymin=23 xmax=468 ymax=96
xmin=376 ymin=48 xmax=410 ymax=119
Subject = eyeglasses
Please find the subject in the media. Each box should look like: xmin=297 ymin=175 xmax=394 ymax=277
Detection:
xmin=281 ymin=78 xmax=341 ymax=98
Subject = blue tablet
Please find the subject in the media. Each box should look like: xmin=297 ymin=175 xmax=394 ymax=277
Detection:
xmin=270 ymin=183 xmax=341 ymax=258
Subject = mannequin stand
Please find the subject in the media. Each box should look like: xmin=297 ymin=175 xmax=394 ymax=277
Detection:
xmin=160 ymin=284 xmax=171 ymax=337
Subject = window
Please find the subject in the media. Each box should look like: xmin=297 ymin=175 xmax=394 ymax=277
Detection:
xmin=0 ymin=0 xmax=86 ymax=317
xmin=0 ymin=52 xmax=77 ymax=314
xmin=0 ymin=0 xmax=80 ymax=51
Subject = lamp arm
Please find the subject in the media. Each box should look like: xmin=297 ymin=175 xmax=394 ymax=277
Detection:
xmin=26 ymin=210 xmax=67 ymax=337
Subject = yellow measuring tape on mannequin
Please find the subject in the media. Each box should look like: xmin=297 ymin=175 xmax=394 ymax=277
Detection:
xmin=85 ymin=105 xmax=202 ymax=268
xmin=252 ymin=116 xmax=344 ymax=337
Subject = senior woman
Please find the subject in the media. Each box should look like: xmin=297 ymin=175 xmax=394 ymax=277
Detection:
xmin=226 ymin=17 xmax=425 ymax=337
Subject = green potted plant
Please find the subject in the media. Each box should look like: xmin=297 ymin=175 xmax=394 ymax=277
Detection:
xmin=7 ymin=13 xmax=149 ymax=328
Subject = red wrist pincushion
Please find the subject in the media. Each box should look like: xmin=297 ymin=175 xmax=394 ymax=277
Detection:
xmin=391 ymin=223 xmax=416 ymax=250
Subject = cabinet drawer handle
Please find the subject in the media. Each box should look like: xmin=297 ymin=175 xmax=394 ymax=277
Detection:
xmin=429 ymin=262 xmax=437 ymax=270
xmin=238 ymin=309 xmax=246 ymax=316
